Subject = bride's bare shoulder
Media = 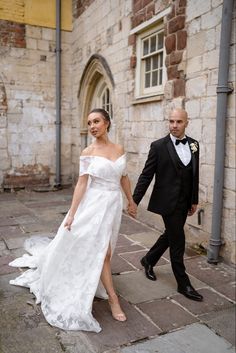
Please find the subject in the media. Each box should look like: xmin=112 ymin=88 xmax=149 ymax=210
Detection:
xmin=113 ymin=143 xmax=125 ymax=156
xmin=81 ymin=145 xmax=94 ymax=157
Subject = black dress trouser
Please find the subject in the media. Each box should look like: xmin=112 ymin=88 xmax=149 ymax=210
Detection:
xmin=145 ymin=200 xmax=191 ymax=289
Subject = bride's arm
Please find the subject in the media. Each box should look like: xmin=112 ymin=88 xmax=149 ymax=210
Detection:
xmin=64 ymin=174 xmax=89 ymax=230
xmin=120 ymin=175 xmax=137 ymax=218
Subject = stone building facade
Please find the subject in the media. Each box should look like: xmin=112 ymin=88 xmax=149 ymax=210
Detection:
xmin=0 ymin=0 xmax=72 ymax=188
xmin=0 ymin=0 xmax=235 ymax=264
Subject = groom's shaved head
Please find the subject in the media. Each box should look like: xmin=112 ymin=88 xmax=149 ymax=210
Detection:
xmin=169 ymin=108 xmax=188 ymax=121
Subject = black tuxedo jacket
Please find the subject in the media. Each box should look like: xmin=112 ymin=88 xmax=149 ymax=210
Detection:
xmin=133 ymin=134 xmax=199 ymax=216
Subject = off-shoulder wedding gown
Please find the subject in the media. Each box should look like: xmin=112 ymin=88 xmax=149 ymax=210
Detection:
xmin=9 ymin=154 xmax=127 ymax=333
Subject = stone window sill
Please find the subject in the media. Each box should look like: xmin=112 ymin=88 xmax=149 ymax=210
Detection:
xmin=132 ymin=94 xmax=164 ymax=105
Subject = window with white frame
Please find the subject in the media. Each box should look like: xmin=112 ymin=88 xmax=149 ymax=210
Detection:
xmin=135 ymin=23 xmax=166 ymax=99
xmin=92 ymin=80 xmax=113 ymax=119
xmin=101 ymin=87 xmax=113 ymax=118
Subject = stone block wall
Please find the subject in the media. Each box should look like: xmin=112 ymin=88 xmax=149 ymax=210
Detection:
xmin=0 ymin=19 xmax=72 ymax=189
xmin=183 ymin=0 xmax=236 ymax=263
xmin=71 ymin=0 xmax=235 ymax=264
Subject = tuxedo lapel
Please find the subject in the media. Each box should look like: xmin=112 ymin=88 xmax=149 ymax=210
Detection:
xmin=165 ymin=135 xmax=180 ymax=173
xmin=187 ymin=137 xmax=196 ymax=176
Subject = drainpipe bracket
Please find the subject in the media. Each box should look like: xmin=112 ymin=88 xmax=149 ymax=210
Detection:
xmin=209 ymin=238 xmax=222 ymax=246
xmin=216 ymin=83 xmax=234 ymax=94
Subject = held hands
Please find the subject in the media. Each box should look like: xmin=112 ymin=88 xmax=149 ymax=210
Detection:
xmin=188 ymin=204 xmax=197 ymax=216
xmin=64 ymin=214 xmax=74 ymax=231
xmin=127 ymin=200 xmax=137 ymax=218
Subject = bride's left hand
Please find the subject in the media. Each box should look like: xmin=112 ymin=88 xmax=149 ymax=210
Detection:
xmin=64 ymin=215 xmax=74 ymax=231
xmin=127 ymin=201 xmax=137 ymax=218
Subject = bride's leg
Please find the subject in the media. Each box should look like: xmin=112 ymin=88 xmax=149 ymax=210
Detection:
xmin=100 ymin=245 xmax=126 ymax=322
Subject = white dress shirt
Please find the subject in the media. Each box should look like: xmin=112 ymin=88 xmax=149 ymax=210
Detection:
xmin=170 ymin=134 xmax=191 ymax=166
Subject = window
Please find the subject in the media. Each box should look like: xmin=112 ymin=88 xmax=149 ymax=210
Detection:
xmin=91 ymin=80 xmax=113 ymax=119
xmin=135 ymin=23 xmax=166 ymax=99
xmin=101 ymin=87 xmax=113 ymax=118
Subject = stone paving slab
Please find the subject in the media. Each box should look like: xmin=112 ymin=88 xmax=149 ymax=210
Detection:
xmin=127 ymin=231 xmax=158 ymax=248
xmin=0 ymin=277 xmax=63 ymax=353
xmin=113 ymin=264 xmax=205 ymax=304
xmin=116 ymin=234 xmax=145 ymax=250
xmin=111 ymin=253 xmax=136 ymax=274
xmin=84 ymin=298 xmax=160 ymax=352
xmin=4 ymin=235 xmax=28 ymax=250
xmin=137 ymin=297 xmax=198 ymax=332
xmin=121 ymin=323 xmax=235 ymax=353
xmin=12 ymin=214 xmax=39 ymax=224
xmin=120 ymin=250 xmax=168 ymax=270
xmin=116 ymin=234 xmax=135 ymax=247
xmin=120 ymin=214 xmax=152 ymax=235
xmin=114 ymin=244 xmax=144 ymax=255
xmin=0 ymin=216 xmax=19 ymax=226
xmin=0 ymin=189 xmax=235 ymax=353
xmin=200 ymin=306 xmax=236 ymax=346
xmin=58 ymin=331 xmax=99 ymax=353
xmin=23 ymin=200 xmax=70 ymax=208
xmin=185 ymin=256 xmax=235 ymax=297
xmin=0 ymin=193 xmax=17 ymax=201
xmin=213 ymin=282 xmax=236 ymax=302
xmin=15 ymin=189 xmax=72 ymax=203
xmin=0 ymin=201 xmax=31 ymax=217
xmin=1 ymin=326 xmax=63 ymax=353
xmin=0 ymin=273 xmax=28 ymax=297
xmin=33 ymin=210 xmax=65 ymax=223
xmin=0 ymin=255 xmax=20 ymax=275
xmin=0 ymin=291 xmax=46 ymax=330
xmin=0 ymin=225 xmax=25 ymax=239
xmin=172 ymin=288 xmax=234 ymax=316
xmin=20 ymin=222 xmax=58 ymax=233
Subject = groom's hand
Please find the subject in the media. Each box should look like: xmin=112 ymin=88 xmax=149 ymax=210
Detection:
xmin=188 ymin=204 xmax=197 ymax=216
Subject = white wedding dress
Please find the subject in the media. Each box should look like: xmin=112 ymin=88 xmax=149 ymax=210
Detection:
xmin=9 ymin=154 xmax=127 ymax=333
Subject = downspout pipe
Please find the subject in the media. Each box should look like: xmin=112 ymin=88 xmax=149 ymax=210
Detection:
xmin=207 ymin=0 xmax=234 ymax=264
xmin=55 ymin=0 xmax=61 ymax=187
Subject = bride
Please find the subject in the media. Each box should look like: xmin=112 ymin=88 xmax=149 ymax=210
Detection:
xmin=9 ymin=108 xmax=137 ymax=333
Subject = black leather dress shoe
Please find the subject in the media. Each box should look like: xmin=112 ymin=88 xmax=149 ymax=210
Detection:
xmin=140 ymin=257 xmax=157 ymax=281
xmin=178 ymin=285 xmax=203 ymax=301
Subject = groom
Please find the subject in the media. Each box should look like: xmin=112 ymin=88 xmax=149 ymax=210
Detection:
xmin=132 ymin=108 xmax=203 ymax=301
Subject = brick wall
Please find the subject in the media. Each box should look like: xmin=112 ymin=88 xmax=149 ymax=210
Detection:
xmin=73 ymin=0 xmax=95 ymax=19
xmin=0 ymin=20 xmax=26 ymax=48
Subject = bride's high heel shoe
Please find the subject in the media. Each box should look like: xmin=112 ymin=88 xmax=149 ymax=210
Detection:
xmin=108 ymin=294 xmax=127 ymax=322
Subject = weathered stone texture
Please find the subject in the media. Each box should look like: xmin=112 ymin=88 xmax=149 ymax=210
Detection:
xmin=0 ymin=0 xmax=235 ymax=265
xmin=0 ymin=22 xmax=72 ymax=189
xmin=0 ymin=20 xmax=26 ymax=48
xmin=186 ymin=0 xmax=211 ymax=22
xmin=184 ymin=0 xmax=235 ymax=263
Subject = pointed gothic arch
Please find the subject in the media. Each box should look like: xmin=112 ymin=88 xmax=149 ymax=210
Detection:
xmin=78 ymin=54 xmax=115 ymax=148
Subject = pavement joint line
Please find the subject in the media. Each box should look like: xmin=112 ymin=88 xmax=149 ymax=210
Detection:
xmin=118 ymin=249 xmax=149 ymax=255
xmin=204 ymin=285 xmax=236 ymax=304
xmin=160 ymin=255 xmax=170 ymax=263
xmin=202 ymin=321 xmax=236 ymax=349
xmin=118 ymin=256 xmax=140 ymax=271
xmin=133 ymin=303 xmax=163 ymax=331
xmin=113 ymin=269 xmax=138 ymax=276
xmin=118 ymin=232 xmax=147 ymax=245
xmin=123 ymin=212 xmax=162 ymax=233
xmin=19 ymin=225 xmax=26 ymax=233
xmin=170 ymin=297 xmax=203 ymax=319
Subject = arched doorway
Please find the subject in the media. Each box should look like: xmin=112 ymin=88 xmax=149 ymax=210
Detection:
xmin=78 ymin=54 xmax=115 ymax=149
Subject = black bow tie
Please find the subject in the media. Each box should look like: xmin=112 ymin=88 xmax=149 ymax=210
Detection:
xmin=175 ymin=138 xmax=187 ymax=145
